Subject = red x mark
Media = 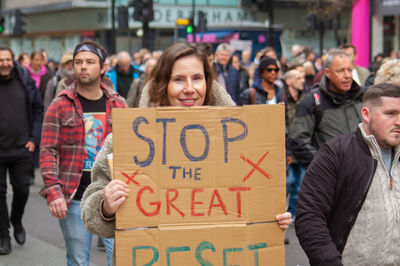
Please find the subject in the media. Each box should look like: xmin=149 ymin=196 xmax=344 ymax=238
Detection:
xmin=240 ymin=151 xmax=271 ymax=182
xmin=121 ymin=170 xmax=141 ymax=186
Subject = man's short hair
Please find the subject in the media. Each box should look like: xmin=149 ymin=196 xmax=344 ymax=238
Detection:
xmin=215 ymin=43 xmax=232 ymax=55
xmin=363 ymin=83 xmax=400 ymax=107
xmin=284 ymin=69 xmax=299 ymax=82
xmin=323 ymin=49 xmax=351 ymax=69
xmin=340 ymin=44 xmax=357 ymax=55
xmin=0 ymin=47 xmax=15 ymax=60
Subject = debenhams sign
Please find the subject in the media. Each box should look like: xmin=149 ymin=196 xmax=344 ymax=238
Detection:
xmin=127 ymin=5 xmax=256 ymax=27
xmin=374 ymin=0 xmax=400 ymax=15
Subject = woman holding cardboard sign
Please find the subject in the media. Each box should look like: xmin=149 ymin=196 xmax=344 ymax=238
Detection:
xmin=81 ymin=42 xmax=292 ymax=244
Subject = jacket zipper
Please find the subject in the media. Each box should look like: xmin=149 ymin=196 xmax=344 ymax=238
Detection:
xmin=338 ymin=158 xmax=377 ymax=252
xmin=390 ymin=149 xmax=400 ymax=190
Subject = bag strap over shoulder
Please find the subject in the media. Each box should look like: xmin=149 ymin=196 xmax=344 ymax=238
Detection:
xmin=313 ymin=92 xmax=323 ymax=129
xmin=250 ymin=87 xmax=256 ymax=105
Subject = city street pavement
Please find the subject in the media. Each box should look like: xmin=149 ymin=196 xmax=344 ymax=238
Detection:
xmin=3 ymin=169 xmax=106 ymax=266
xmin=3 ymin=169 xmax=310 ymax=266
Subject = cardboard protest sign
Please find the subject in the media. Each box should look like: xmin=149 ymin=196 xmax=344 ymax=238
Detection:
xmin=112 ymin=105 xmax=286 ymax=265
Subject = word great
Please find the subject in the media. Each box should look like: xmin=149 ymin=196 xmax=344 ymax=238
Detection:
xmin=132 ymin=241 xmax=267 ymax=266
xmin=132 ymin=116 xmax=248 ymax=167
xmin=136 ymin=186 xmax=251 ymax=218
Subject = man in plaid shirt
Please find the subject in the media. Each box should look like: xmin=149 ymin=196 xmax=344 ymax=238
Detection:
xmin=40 ymin=40 xmax=127 ymax=266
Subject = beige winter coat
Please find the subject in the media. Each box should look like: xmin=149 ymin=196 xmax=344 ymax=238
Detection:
xmin=81 ymin=80 xmax=235 ymax=239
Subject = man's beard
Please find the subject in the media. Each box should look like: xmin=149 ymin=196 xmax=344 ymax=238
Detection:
xmin=0 ymin=68 xmax=13 ymax=80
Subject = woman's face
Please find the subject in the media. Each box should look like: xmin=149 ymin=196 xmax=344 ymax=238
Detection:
xmin=167 ymin=55 xmax=207 ymax=107
xmin=31 ymin=54 xmax=43 ymax=71
xmin=231 ymin=55 xmax=241 ymax=71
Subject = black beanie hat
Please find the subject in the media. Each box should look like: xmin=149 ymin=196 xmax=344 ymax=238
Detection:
xmin=258 ymin=56 xmax=278 ymax=72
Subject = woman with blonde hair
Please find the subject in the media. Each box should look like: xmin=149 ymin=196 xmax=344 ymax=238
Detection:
xmin=374 ymin=58 xmax=400 ymax=85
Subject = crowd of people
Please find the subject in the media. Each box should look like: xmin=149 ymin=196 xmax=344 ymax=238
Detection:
xmin=0 ymin=38 xmax=399 ymax=266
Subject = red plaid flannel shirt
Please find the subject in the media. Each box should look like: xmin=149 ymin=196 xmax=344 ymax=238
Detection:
xmin=40 ymin=81 xmax=127 ymax=205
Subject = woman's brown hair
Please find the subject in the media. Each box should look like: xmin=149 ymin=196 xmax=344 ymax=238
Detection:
xmin=148 ymin=42 xmax=214 ymax=106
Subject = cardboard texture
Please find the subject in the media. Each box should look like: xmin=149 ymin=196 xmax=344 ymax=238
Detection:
xmin=112 ymin=105 xmax=286 ymax=265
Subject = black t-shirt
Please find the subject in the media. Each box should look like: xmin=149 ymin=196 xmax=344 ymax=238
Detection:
xmin=0 ymin=71 xmax=29 ymax=157
xmin=74 ymin=92 xmax=107 ymax=201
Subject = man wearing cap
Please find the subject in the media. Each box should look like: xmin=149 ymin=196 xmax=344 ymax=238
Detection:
xmin=40 ymin=40 xmax=127 ymax=266
xmin=43 ymin=51 xmax=74 ymax=112
xmin=238 ymin=55 xmax=282 ymax=105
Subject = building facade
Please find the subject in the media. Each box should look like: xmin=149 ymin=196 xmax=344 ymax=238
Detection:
xmin=0 ymin=0 xmax=350 ymax=61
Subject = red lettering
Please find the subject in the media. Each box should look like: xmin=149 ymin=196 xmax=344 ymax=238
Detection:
xmin=166 ymin=189 xmax=185 ymax=217
xmin=208 ymin=189 xmax=228 ymax=216
xmin=136 ymin=186 xmax=161 ymax=217
xmin=191 ymin=188 xmax=204 ymax=216
xmin=229 ymin=187 xmax=251 ymax=218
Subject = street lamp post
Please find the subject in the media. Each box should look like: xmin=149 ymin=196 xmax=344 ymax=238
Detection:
xmin=110 ymin=0 xmax=116 ymax=54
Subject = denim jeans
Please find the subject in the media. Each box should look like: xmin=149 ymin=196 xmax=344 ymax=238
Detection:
xmin=59 ymin=200 xmax=113 ymax=266
xmin=286 ymin=163 xmax=306 ymax=219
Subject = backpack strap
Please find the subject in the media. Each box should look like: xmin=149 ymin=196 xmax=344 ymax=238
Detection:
xmin=249 ymin=87 xmax=256 ymax=105
xmin=313 ymin=92 xmax=323 ymax=129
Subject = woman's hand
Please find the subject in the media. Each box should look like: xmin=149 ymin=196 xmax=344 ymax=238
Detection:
xmin=102 ymin=179 xmax=130 ymax=217
xmin=276 ymin=212 xmax=292 ymax=230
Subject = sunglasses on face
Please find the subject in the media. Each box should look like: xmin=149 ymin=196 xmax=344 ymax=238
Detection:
xmin=265 ymin=67 xmax=279 ymax=73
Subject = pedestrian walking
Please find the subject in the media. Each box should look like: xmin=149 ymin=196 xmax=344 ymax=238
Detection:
xmin=26 ymin=50 xmax=53 ymax=100
xmin=0 ymin=47 xmax=44 ymax=255
xmin=106 ymin=51 xmax=142 ymax=99
xmin=40 ymin=40 xmax=128 ymax=266
xmin=215 ymin=43 xmax=240 ymax=103
xmin=238 ymin=55 xmax=282 ymax=105
xmin=289 ymin=49 xmax=364 ymax=168
xmin=280 ymin=69 xmax=306 ymax=219
xmin=296 ymin=83 xmax=400 ymax=265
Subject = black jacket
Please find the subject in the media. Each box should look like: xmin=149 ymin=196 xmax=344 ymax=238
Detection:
xmin=295 ymin=128 xmax=377 ymax=266
xmin=289 ymin=75 xmax=363 ymax=167
xmin=15 ymin=63 xmax=44 ymax=146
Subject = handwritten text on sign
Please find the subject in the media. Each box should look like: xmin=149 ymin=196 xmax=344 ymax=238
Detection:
xmin=112 ymin=106 xmax=286 ymax=266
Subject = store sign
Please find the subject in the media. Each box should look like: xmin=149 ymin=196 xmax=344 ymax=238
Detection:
xmin=374 ymin=0 xmax=400 ymax=15
xmin=129 ymin=5 xmax=256 ymax=28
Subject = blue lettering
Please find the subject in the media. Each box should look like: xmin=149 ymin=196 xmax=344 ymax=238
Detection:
xmin=194 ymin=168 xmax=201 ymax=180
xmin=221 ymin=118 xmax=248 ymax=163
xmin=132 ymin=246 xmax=159 ymax=266
xmin=195 ymin=241 xmax=215 ymax=266
xmin=132 ymin=116 xmax=155 ymax=167
xmin=180 ymin=124 xmax=209 ymax=162
xmin=169 ymin=166 xmax=181 ymax=179
xmin=166 ymin=246 xmax=190 ymax=266
xmin=183 ymin=167 xmax=192 ymax=179
xmin=223 ymin=247 xmax=243 ymax=266
xmin=248 ymin=243 xmax=267 ymax=266
xmin=156 ymin=118 xmax=176 ymax=165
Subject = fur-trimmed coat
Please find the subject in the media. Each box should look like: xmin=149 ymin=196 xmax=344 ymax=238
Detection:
xmin=81 ymin=80 xmax=235 ymax=238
